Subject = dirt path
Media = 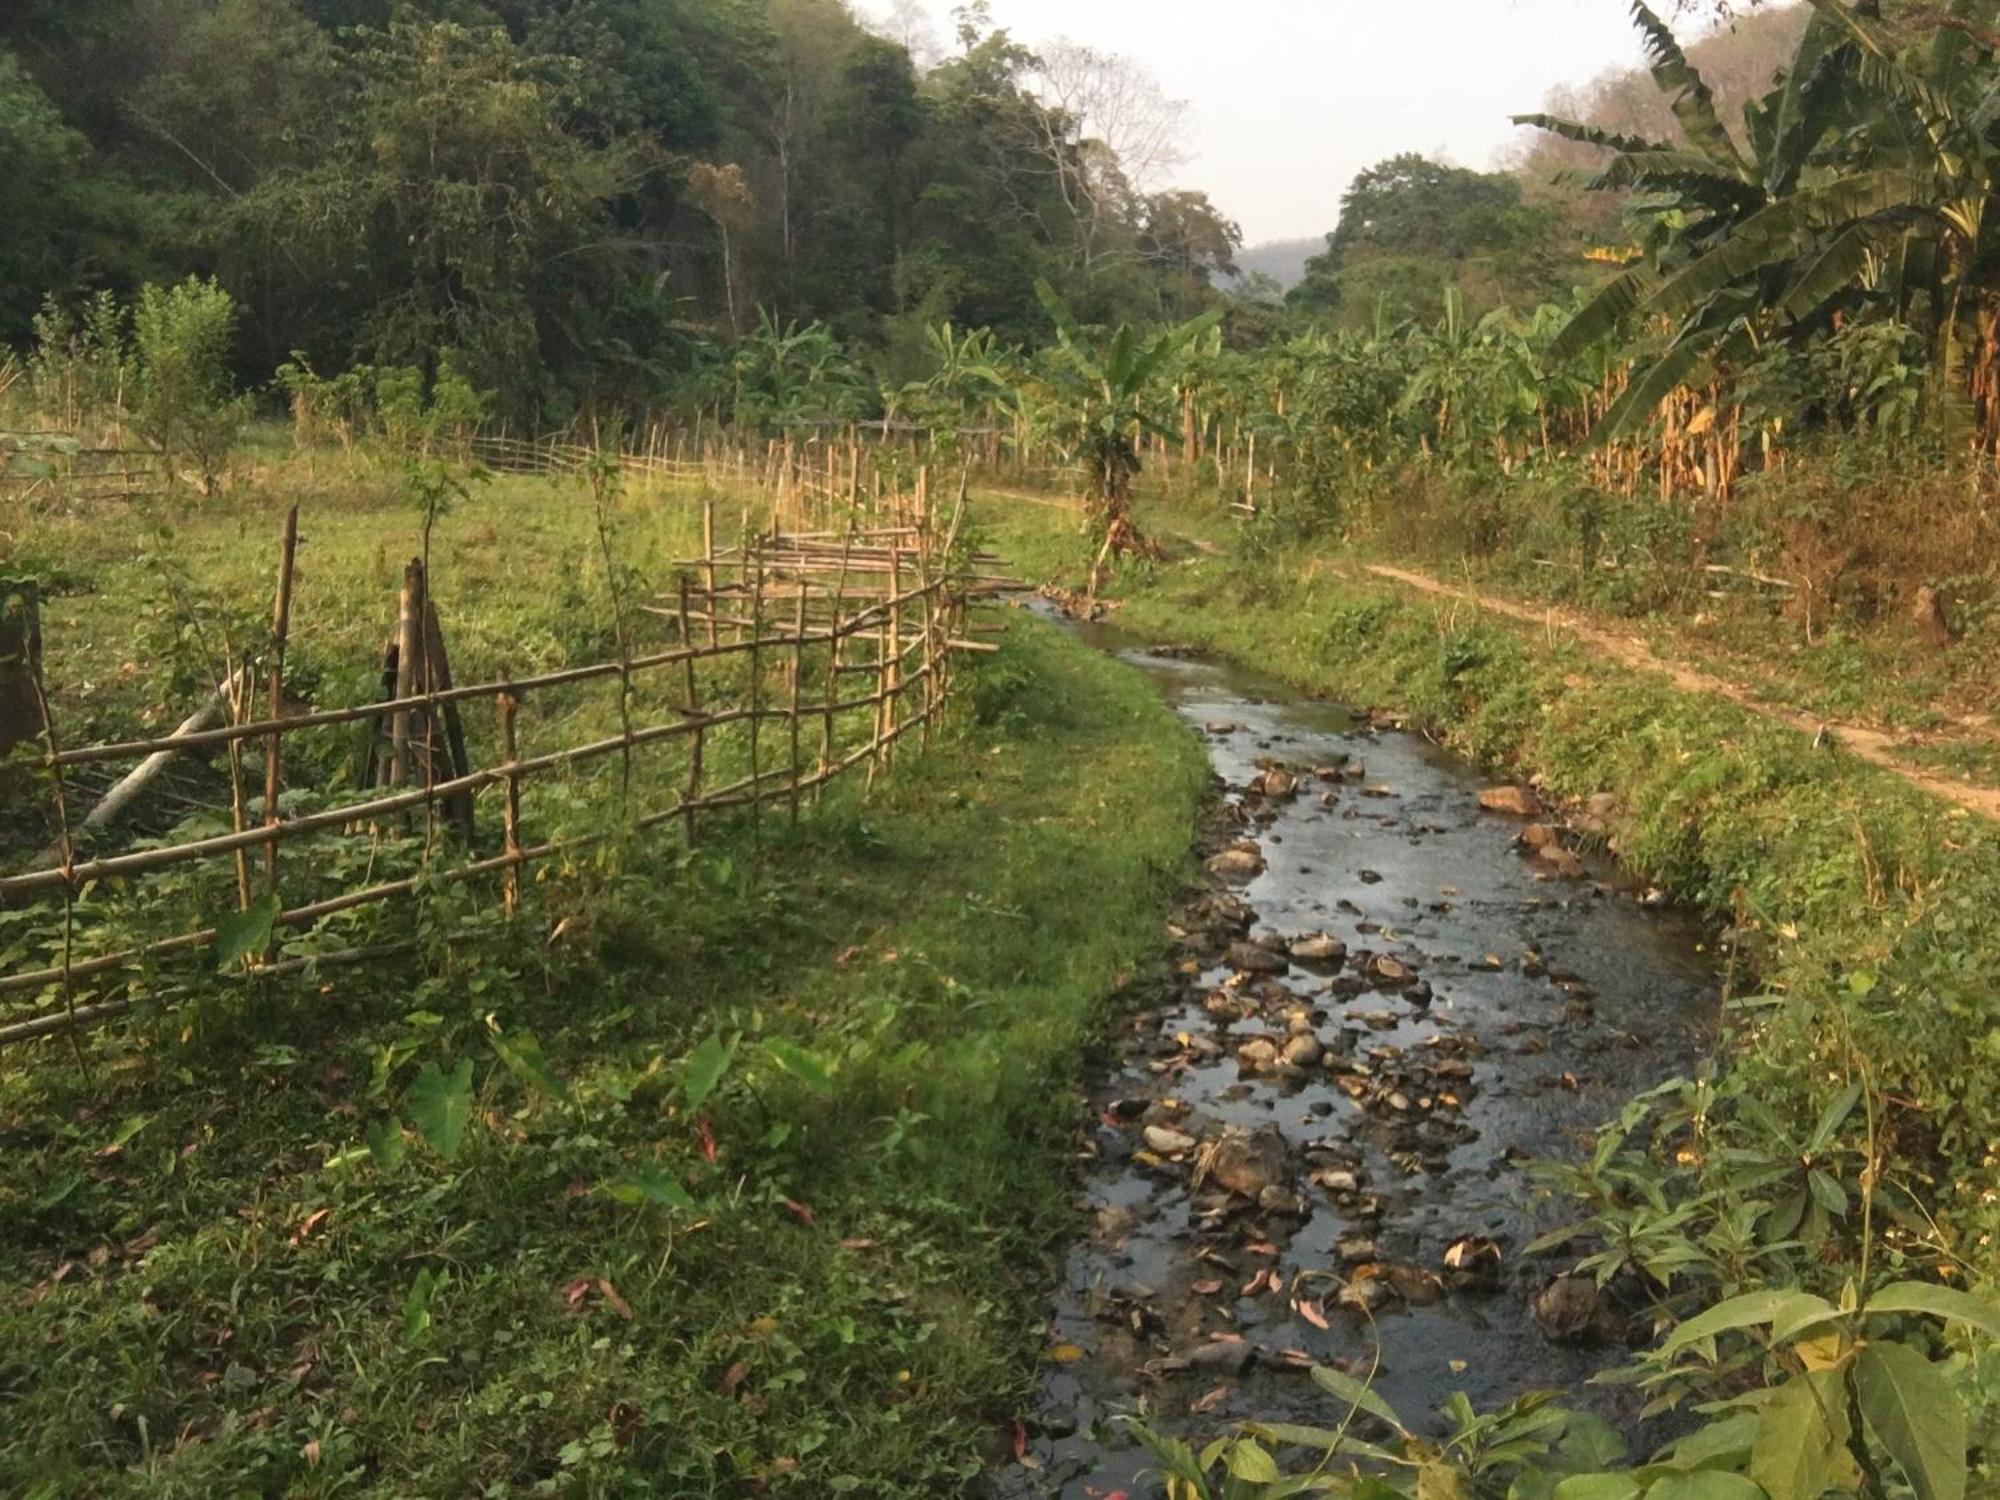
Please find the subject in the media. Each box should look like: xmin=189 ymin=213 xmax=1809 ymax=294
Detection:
xmin=1361 ymin=563 xmax=2000 ymax=822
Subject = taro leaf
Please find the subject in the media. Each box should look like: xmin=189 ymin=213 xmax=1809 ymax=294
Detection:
xmin=1856 ymin=1340 xmax=1967 ymax=1500
xmin=489 ymin=1027 xmax=567 ymax=1099
xmin=1643 ymin=1473 xmax=1764 ymax=1500
xmin=1749 ymin=1368 xmax=1850 ymax=1500
xmin=365 ymin=1117 xmax=406 ymax=1171
xmin=603 ymin=1165 xmax=698 ymax=1213
xmin=403 ymin=1268 xmax=441 ymax=1343
xmin=214 ymin=893 xmax=281 ymax=969
xmin=1551 ymin=1476 xmax=1641 ymax=1500
xmin=763 ymin=1038 xmax=834 ymax=1095
xmin=1865 ymin=1282 xmax=2000 ymax=1341
xmin=408 ymin=1059 xmax=474 ymax=1162
xmin=680 ymin=1032 xmax=733 ymax=1113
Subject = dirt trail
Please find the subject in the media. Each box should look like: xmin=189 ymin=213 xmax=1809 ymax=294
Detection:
xmin=1361 ymin=563 xmax=2000 ymax=822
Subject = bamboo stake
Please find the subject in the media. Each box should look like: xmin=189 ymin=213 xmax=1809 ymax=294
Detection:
xmin=788 ymin=577 xmax=807 ymax=825
xmin=263 ymin=505 xmax=299 ymax=899
xmin=498 ymin=670 xmax=521 ymax=915
xmin=678 ymin=577 xmax=702 ymax=847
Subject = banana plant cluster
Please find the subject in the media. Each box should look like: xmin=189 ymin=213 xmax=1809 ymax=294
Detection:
xmin=1519 ymin=0 xmax=2000 ymax=451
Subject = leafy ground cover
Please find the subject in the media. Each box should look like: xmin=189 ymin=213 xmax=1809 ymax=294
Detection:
xmin=0 ymin=468 xmax=1210 ymax=1496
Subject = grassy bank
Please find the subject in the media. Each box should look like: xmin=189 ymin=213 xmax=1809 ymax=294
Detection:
xmin=0 ymin=470 xmax=1210 ymax=1495
xmin=983 ymin=490 xmax=2000 ymax=1277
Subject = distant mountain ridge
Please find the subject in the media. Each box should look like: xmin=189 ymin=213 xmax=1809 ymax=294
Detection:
xmin=1228 ymin=236 xmax=1321 ymax=291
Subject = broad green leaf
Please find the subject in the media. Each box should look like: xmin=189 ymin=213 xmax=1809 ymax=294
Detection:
xmin=1662 ymin=1289 xmax=1799 ymax=1356
xmin=1664 ymin=1413 xmax=1760 ymax=1471
xmin=403 ymin=1267 xmax=440 ymax=1342
xmin=365 ymin=1117 xmax=406 ymax=1170
xmin=489 ymin=1027 xmax=567 ymax=1099
xmin=1768 ymin=1291 xmax=1843 ymax=1345
xmin=1644 ymin=1474 xmax=1763 ymax=1500
xmin=763 ymin=1038 xmax=834 ymax=1095
xmin=1748 ymin=1369 xmax=1850 ymax=1500
xmin=603 ymin=1165 xmax=698 ymax=1212
xmin=1552 ymin=1477 xmax=1641 ymax=1500
xmin=1864 ymin=1282 xmax=2000 ymax=1340
xmin=408 ymin=1058 xmax=474 ymax=1162
xmin=1226 ymin=1438 xmax=1280 ymax=1482
xmin=1808 ymin=1082 xmax=1862 ymax=1153
xmin=680 ymin=1032 xmax=733 ymax=1113
xmin=1310 ymin=1362 xmax=1408 ymax=1431
xmin=1855 ymin=1340 xmax=1967 ymax=1500
xmin=215 ymin=892 xmax=280 ymax=969
xmin=1417 ymin=1461 xmax=1469 ymax=1500
xmin=1558 ymin=1413 xmax=1630 ymax=1468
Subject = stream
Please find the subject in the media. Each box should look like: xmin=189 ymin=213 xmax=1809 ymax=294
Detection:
xmin=988 ymin=619 xmax=1718 ymax=1498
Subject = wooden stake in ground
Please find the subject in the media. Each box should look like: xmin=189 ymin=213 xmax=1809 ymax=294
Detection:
xmin=498 ymin=670 xmax=522 ymax=916
xmin=263 ymin=507 xmax=299 ymax=896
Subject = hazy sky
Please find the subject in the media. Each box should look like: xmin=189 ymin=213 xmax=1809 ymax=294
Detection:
xmin=882 ymin=1 xmax=1659 ymax=246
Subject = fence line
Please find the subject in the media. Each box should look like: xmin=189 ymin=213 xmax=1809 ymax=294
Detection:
xmin=1 ymin=477 xmax=1024 ymax=1048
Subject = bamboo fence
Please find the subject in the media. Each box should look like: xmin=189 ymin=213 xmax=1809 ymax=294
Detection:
xmin=0 ymin=479 xmax=1022 ymax=1049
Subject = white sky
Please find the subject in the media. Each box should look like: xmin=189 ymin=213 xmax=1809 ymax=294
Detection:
xmin=881 ymin=0 xmax=1659 ymax=244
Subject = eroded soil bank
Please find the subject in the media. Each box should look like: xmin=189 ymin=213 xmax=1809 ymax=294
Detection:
xmin=991 ymin=624 xmax=1719 ymax=1498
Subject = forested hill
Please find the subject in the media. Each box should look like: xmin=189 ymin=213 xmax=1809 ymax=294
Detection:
xmin=0 ymin=0 xmax=1244 ymax=419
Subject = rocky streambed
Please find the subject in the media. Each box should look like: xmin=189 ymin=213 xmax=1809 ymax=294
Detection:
xmin=989 ymin=627 xmax=1717 ymax=1498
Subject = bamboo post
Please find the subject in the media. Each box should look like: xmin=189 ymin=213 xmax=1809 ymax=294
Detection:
xmin=498 ymin=671 xmax=522 ymax=915
xmin=422 ymin=602 xmax=476 ymax=842
xmin=748 ymin=551 xmax=764 ymax=840
xmin=788 ymin=580 xmax=807 ymax=825
xmin=262 ymin=507 xmax=299 ymax=895
xmin=816 ymin=524 xmax=856 ymax=800
xmin=701 ymin=498 xmax=719 ymax=648
xmin=677 ymin=578 xmax=703 ymax=847
xmin=386 ymin=560 xmax=424 ymax=789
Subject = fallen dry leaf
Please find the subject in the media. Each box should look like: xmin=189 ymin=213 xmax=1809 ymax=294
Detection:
xmin=290 ymin=1208 xmax=331 ymax=1246
xmin=1295 ymin=1298 xmax=1331 ymax=1331
xmin=596 ymin=1278 xmax=634 ymax=1320
xmin=1191 ymin=1278 xmax=1224 ymax=1296
xmin=1190 ymin=1384 xmax=1231 ymax=1415
xmin=781 ymin=1199 xmax=815 ymax=1226
xmin=720 ymin=1359 xmax=751 ymax=1394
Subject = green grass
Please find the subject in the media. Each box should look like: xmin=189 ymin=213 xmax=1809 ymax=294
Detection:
xmin=981 ymin=487 xmax=2000 ymax=1276
xmin=0 ymin=464 xmax=1211 ymax=1495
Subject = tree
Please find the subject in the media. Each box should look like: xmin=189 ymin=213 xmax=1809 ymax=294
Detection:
xmin=132 ymin=277 xmax=250 ymax=492
xmin=0 ymin=51 xmax=91 ymax=333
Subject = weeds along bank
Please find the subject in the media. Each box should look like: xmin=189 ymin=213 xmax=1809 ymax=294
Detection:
xmin=988 ymin=485 xmax=2000 ymax=1275
xmin=0 ymin=455 xmax=1211 ymax=1494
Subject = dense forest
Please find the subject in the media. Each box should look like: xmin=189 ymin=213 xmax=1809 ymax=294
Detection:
xmin=0 ymin=0 xmax=1248 ymax=418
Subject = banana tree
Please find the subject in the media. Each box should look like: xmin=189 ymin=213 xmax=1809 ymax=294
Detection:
xmin=1521 ymin=0 xmax=2000 ymax=447
xmin=1033 ymin=279 xmax=1221 ymax=591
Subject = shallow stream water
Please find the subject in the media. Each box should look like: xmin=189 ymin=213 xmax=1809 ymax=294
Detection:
xmin=988 ymin=619 xmax=1718 ymax=1498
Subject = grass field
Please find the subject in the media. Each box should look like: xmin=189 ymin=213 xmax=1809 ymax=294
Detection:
xmin=0 ymin=460 xmax=1210 ymax=1496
